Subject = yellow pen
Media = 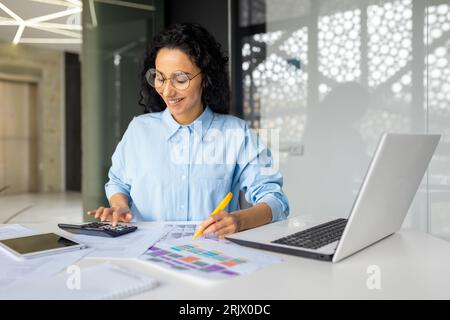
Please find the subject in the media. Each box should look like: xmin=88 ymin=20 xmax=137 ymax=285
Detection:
xmin=193 ymin=192 xmax=233 ymax=239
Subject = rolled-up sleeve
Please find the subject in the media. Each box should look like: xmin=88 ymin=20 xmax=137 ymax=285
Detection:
xmin=236 ymin=125 xmax=290 ymax=222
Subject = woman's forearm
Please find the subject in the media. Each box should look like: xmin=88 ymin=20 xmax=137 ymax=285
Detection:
xmin=109 ymin=193 xmax=130 ymax=208
xmin=234 ymin=202 xmax=273 ymax=232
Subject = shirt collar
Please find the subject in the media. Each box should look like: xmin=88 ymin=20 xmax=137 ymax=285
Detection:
xmin=163 ymin=106 xmax=214 ymax=141
xmin=162 ymin=107 xmax=181 ymax=140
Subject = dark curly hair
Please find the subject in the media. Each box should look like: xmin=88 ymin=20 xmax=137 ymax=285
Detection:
xmin=139 ymin=23 xmax=230 ymax=114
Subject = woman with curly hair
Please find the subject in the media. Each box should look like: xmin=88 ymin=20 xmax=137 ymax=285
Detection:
xmin=88 ymin=23 xmax=289 ymax=238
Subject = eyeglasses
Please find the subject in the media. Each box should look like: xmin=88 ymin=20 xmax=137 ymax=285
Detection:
xmin=145 ymin=68 xmax=201 ymax=90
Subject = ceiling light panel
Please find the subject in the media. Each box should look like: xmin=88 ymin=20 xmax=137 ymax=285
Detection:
xmin=0 ymin=0 xmax=81 ymax=51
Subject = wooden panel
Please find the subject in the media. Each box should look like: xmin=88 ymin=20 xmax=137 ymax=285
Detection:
xmin=0 ymin=80 xmax=38 ymax=194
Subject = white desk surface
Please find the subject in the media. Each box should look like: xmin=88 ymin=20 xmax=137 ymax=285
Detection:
xmin=7 ymin=222 xmax=450 ymax=299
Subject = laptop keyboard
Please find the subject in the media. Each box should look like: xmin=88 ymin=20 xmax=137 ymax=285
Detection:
xmin=272 ymin=218 xmax=348 ymax=250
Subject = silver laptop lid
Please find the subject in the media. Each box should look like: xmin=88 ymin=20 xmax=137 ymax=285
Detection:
xmin=333 ymin=133 xmax=440 ymax=263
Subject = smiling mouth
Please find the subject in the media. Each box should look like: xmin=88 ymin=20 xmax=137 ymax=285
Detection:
xmin=167 ymin=98 xmax=184 ymax=105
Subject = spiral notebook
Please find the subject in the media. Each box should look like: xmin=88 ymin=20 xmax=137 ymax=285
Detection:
xmin=3 ymin=262 xmax=159 ymax=300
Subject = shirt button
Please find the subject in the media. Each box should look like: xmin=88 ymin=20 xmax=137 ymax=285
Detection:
xmin=181 ymin=205 xmax=185 ymax=209
xmin=182 ymin=175 xmax=186 ymax=180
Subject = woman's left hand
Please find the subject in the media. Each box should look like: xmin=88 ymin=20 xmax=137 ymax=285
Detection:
xmin=196 ymin=211 xmax=240 ymax=239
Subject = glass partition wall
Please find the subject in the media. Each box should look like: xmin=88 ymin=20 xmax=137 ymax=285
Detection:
xmin=81 ymin=0 xmax=164 ymax=217
xmin=232 ymin=0 xmax=450 ymax=241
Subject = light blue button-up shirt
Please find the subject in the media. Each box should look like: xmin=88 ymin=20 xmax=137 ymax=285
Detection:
xmin=105 ymin=106 xmax=289 ymax=222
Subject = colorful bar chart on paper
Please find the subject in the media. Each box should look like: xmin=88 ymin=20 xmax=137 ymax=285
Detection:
xmin=160 ymin=223 xmax=223 ymax=242
xmin=140 ymin=238 xmax=282 ymax=281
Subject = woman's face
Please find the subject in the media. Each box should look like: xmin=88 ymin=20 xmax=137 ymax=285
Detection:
xmin=155 ymin=48 xmax=203 ymax=124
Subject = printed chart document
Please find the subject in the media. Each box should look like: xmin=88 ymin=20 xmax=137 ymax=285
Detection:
xmin=72 ymin=225 xmax=171 ymax=258
xmin=2 ymin=262 xmax=159 ymax=300
xmin=159 ymin=222 xmax=220 ymax=241
xmin=0 ymin=224 xmax=92 ymax=288
xmin=160 ymin=222 xmax=198 ymax=241
xmin=140 ymin=237 xmax=283 ymax=283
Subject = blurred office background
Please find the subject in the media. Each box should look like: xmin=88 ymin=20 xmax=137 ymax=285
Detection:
xmin=0 ymin=0 xmax=449 ymax=242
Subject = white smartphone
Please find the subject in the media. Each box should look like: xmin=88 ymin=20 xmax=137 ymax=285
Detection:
xmin=0 ymin=232 xmax=87 ymax=259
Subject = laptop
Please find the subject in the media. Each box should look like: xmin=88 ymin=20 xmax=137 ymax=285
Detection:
xmin=226 ymin=133 xmax=440 ymax=263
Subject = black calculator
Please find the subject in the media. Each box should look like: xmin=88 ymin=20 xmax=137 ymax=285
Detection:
xmin=58 ymin=222 xmax=138 ymax=238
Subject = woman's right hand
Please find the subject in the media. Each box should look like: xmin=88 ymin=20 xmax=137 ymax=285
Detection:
xmin=87 ymin=206 xmax=133 ymax=226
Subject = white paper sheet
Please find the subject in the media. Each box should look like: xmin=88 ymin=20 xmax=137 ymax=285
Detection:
xmin=0 ymin=224 xmax=36 ymax=240
xmin=71 ymin=225 xmax=171 ymax=258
